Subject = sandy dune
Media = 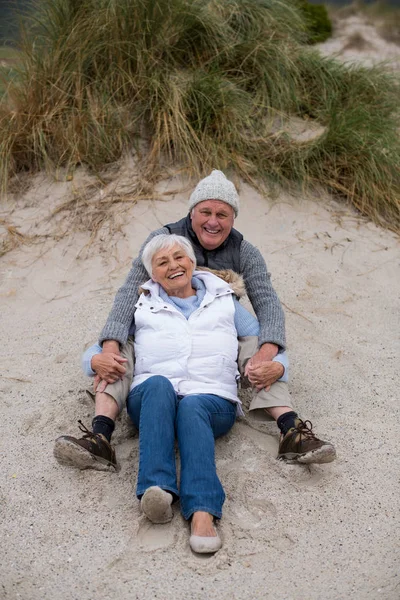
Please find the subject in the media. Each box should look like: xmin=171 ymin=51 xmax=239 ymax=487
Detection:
xmin=317 ymin=14 xmax=400 ymax=70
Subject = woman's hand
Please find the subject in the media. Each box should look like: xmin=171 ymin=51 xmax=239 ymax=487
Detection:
xmin=91 ymin=352 xmax=128 ymax=384
xmin=245 ymin=361 xmax=284 ymax=392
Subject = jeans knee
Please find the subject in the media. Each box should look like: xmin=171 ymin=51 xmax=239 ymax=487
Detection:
xmin=139 ymin=376 xmax=176 ymax=413
xmin=145 ymin=375 xmax=174 ymax=393
xmin=127 ymin=376 xmax=176 ymax=427
xmin=177 ymin=396 xmax=206 ymax=423
xmin=128 ymin=376 xmax=175 ymax=408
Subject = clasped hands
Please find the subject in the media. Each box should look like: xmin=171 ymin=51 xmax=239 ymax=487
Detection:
xmin=91 ymin=341 xmax=284 ymax=395
xmin=244 ymin=343 xmax=284 ymax=392
xmin=91 ymin=340 xmax=127 ymax=394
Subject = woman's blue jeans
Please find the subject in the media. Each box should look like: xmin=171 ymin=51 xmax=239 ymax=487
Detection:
xmin=126 ymin=375 xmax=236 ymax=520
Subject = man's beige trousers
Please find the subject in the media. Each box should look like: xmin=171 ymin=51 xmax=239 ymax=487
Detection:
xmin=95 ymin=336 xmax=293 ymax=419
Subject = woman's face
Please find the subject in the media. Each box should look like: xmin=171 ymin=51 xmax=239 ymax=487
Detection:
xmin=151 ymin=243 xmax=195 ymax=297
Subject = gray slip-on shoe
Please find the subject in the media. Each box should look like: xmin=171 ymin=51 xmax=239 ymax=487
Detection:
xmin=190 ymin=524 xmax=222 ymax=554
xmin=140 ymin=486 xmax=173 ymax=524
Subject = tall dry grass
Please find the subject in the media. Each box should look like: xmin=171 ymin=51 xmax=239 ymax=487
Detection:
xmin=0 ymin=0 xmax=399 ymax=232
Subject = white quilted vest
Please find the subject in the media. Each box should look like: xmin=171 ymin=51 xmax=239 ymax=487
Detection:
xmin=131 ymin=270 xmax=241 ymax=407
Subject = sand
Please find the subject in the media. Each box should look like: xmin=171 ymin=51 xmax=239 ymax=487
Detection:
xmin=317 ymin=14 xmax=400 ymax=70
xmin=1 ymin=14 xmax=399 ymax=600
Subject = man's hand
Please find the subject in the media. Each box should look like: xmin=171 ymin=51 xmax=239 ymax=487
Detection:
xmin=247 ymin=342 xmax=279 ymax=366
xmin=92 ymin=340 xmax=126 ymax=394
xmin=91 ymin=352 xmax=127 ymax=384
xmin=245 ymin=361 xmax=284 ymax=391
xmin=244 ymin=342 xmax=281 ymax=391
xmin=102 ymin=340 xmax=120 ymax=354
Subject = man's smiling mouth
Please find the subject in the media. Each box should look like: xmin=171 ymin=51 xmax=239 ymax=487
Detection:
xmin=204 ymin=227 xmax=220 ymax=234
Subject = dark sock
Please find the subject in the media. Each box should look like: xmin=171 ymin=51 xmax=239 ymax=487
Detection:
xmin=277 ymin=411 xmax=298 ymax=435
xmin=92 ymin=415 xmax=115 ymax=442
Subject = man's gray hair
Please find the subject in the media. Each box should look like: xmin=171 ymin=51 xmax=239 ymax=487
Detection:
xmin=142 ymin=234 xmax=197 ymax=277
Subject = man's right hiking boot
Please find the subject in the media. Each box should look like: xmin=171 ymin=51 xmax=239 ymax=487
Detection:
xmin=53 ymin=420 xmax=117 ymax=472
xmin=278 ymin=419 xmax=336 ymax=464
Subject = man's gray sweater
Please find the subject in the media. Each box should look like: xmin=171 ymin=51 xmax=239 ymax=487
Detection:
xmin=99 ymin=227 xmax=286 ymax=351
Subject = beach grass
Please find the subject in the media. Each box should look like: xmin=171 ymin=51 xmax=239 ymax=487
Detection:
xmin=0 ymin=46 xmax=21 ymax=96
xmin=0 ymin=0 xmax=399 ymax=232
xmin=0 ymin=47 xmax=19 ymax=59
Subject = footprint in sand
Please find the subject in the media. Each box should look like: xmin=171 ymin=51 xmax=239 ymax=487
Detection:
xmin=222 ymin=462 xmax=279 ymax=538
xmin=136 ymin=518 xmax=176 ymax=551
xmin=236 ymin=420 xmax=279 ymax=456
xmin=232 ymin=494 xmax=278 ymax=533
xmin=278 ymin=461 xmax=334 ymax=487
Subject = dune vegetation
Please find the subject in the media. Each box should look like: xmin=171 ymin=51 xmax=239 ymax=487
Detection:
xmin=0 ymin=0 xmax=399 ymax=232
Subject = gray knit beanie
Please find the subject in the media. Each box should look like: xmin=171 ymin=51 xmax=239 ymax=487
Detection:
xmin=188 ymin=170 xmax=239 ymax=217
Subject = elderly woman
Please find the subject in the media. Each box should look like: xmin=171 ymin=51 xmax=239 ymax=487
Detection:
xmin=56 ymin=234 xmax=288 ymax=553
xmin=129 ymin=235 xmax=287 ymax=550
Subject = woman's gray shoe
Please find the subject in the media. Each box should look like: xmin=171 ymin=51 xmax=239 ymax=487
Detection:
xmin=140 ymin=486 xmax=173 ymax=523
xmin=53 ymin=421 xmax=117 ymax=472
xmin=190 ymin=526 xmax=222 ymax=554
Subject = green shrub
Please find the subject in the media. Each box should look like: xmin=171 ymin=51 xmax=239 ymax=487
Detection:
xmin=297 ymin=1 xmax=333 ymax=44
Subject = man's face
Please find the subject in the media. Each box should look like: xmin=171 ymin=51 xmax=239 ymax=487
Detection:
xmin=190 ymin=200 xmax=235 ymax=250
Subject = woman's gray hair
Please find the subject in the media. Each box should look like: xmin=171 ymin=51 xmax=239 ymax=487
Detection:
xmin=142 ymin=234 xmax=197 ymax=277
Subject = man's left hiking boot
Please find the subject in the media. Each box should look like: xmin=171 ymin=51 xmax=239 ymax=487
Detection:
xmin=278 ymin=419 xmax=336 ymax=464
xmin=53 ymin=421 xmax=117 ymax=472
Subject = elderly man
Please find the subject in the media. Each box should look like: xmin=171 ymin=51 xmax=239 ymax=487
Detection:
xmin=55 ymin=170 xmax=335 ymax=471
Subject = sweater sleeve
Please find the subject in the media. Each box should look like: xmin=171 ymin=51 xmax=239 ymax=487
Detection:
xmin=99 ymin=227 xmax=169 ymax=345
xmin=82 ymin=343 xmax=102 ymax=377
xmin=234 ymin=298 xmax=288 ymax=381
xmin=239 ymin=240 xmax=286 ymax=351
xmin=233 ymin=297 xmax=260 ymax=336
xmin=273 ymin=351 xmax=289 ymax=382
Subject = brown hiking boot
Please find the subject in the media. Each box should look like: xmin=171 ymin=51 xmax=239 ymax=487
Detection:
xmin=278 ymin=419 xmax=336 ymax=464
xmin=53 ymin=420 xmax=117 ymax=471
